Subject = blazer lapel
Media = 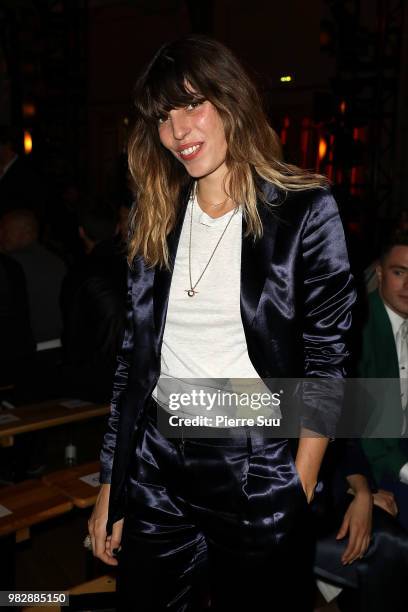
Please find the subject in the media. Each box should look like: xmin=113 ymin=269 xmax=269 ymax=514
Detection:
xmin=240 ymin=180 xmax=279 ymax=328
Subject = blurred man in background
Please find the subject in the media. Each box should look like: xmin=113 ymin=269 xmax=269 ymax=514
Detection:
xmin=359 ymin=233 xmax=408 ymax=531
xmin=60 ymin=203 xmax=127 ymax=401
xmin=0 ymin=208 xmax=66 ymax=348
xmin=0 ymin=252 xmax=34 ymax=387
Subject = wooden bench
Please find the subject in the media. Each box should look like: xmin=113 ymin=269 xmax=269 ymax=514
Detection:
xmin=0 ymin=479 xmax=73 ymax=589
xmin=22 ymin=574 xmax=116 ymax=612
xmin=0 ymin=479 xmax=73 ymax=540
xmin=0 ymin=399 xmax=109 ymax=447
xmin=43 ymin=462 xmax=104 ymax=581
xmin=42 ymin=461 xmax=101 ymax=509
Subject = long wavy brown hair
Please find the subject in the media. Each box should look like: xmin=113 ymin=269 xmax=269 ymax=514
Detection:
xmin=127 ymin=35 xmax=329 ymax=268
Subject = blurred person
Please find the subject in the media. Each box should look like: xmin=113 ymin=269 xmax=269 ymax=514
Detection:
xmin=0 ymin=252 xmax=37 ymax=482
xmin=313 ymin=439 xmax=408 ymax=612
xmin=358 ymin=233 xmax=408 ymax=531
xmin=59 ymin=203 xmax=127 ymax=402
xmin=88 ymin=36 xmax=355 ymax=611
xmin=0 ymin=209 xmax=65 ymax=474
xmin=45 ymin=178 xmax=84 ymax=264
xmin=0 ymin=252 xmax=35 ymax=386
xmin=363 ymin=210 xmax=408 ymax=295
xmin=0 ymin=208 xmax=66 ymax=346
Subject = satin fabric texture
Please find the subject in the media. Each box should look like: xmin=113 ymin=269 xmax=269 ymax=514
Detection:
xmin=100 ymin=181 xmax=355 ymax=532
xmin=116 ymin=404 xmax=315 ymax=611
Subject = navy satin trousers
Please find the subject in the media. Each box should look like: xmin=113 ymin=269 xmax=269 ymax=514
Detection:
xmin=117 ymin=405 xmax=315 ymax=611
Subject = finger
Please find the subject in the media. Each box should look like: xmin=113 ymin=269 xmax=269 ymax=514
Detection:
xmin=96 ymin=538 xmax=118 ymax=566
xmin=90 ymin=533 xmax=96 ymax=555
xmin=360 ymin=535 xmax=371 ymax=558
xmin=98 ymin=551 xmax=119 ymax=566
xmin=342 ymin=532 xmax=361 ymax=564
xmin=107 ymin=541 xmax=121 ymax=560
xmin=341 ymin=525 xmax=358 ymax=563
xmin=351 ymin=536 xmax=366 ymax=563
xmin=357 ymin=535 xmax=370 ymax=561
xmin=105 ymin=535 xmax=113 ymax=557
xmin=372 ymin=498 xmax=382 ymax=511
xmin=336 ymin=518 xmax=349 ymax=540
xmin=380 ymin=501 xmax=390 ymax=515
xmin=342 ymin=526 xmax=364 ymax=564
xmin=375 ymin=500 xmax=386 ymax=513
xmin=93 ymin=528 xmax=118 ymax=566
xmin=94 ymin=531 xmax=106 ymax=558
xmin=353 ymin=530 xmax=370 ymax=562
xmin=105 ymin=536 xmax=121 ymax=558
xmin=344 ymin=537 xmax=363 ymax=564
xmin=341 ymin=540 xmax=354 ymax=564
xmin=109 ymin=521 xmax=124 ymax=556
xmin=88 ymin=524 xmax=96 ymax=556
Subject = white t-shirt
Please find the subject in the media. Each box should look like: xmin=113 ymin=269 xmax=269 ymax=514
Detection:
xmin=153 ymin=188 xmax=278 ymax=422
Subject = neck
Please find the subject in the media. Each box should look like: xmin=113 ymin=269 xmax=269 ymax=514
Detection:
xmin=196 ymin=167 xmax=235 ymax=218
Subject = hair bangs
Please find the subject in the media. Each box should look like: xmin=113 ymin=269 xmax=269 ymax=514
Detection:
xmin=135 ymin=57 xmax=205 ymax=124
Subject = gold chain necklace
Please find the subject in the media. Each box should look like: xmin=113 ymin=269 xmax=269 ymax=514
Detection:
xmin=197 ymin=187 xmax=230 ymax=209
xmin=185 ymin=193 xmax=238 ymax=298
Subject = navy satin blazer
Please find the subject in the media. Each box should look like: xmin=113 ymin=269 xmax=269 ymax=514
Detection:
xmin=100 ymin=179 xmax=355 ymax=532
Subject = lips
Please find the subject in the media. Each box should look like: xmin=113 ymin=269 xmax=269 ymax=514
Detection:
xmin=177 ymin=142 xmax=203 ymax=161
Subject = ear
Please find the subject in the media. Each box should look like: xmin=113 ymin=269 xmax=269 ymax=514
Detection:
xmin=375 ymin=262 xmax=383 ymax=286
xmin=78 ymin=226 xmax=85 ymax=240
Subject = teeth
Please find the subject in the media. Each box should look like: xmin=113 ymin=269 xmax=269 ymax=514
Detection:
xmin=180 ymin=145 xmax=200 ymax=156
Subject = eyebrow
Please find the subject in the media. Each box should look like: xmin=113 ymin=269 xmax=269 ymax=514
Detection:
xmin=389 ymin=265 xmax=408 ymax=271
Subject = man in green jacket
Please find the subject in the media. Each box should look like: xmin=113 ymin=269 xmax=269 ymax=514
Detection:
xmin=358 ymin=234 xmax=408 ymax=530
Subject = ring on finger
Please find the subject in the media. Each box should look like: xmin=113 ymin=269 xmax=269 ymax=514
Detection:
xmin=83 ymin=534 xmax=92 ymax=550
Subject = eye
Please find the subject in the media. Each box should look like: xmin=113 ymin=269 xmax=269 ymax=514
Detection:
xmin=186 ymin=101 xmax=201 ymax=111
xmin=157 ymin=114 xmax=168 ymax=125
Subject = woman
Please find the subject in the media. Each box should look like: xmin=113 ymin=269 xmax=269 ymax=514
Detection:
xmin=89 ymin=35 xmax=355 ymax=611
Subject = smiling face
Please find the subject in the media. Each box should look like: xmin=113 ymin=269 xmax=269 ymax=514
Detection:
xmin=157 ymin=100 xmax=228 ymax=182
xmin=377 ymin=245 xmax=408 ymax=318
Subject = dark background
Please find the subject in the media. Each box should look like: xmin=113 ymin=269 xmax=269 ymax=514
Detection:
xmin=0 ymin=0 xmax=407 ymax=266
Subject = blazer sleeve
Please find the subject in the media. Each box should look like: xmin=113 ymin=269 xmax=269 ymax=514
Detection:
xmin=361 ymin=438 xmax=408 ymax=483
xmin=99 ymin=266 xmax=135 ymax=484
xmin=300 ymin=189 xmax=356 ymax=437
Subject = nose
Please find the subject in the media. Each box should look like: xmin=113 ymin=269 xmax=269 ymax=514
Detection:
xmin=169 ymin=109 xmax=190 ymax=140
